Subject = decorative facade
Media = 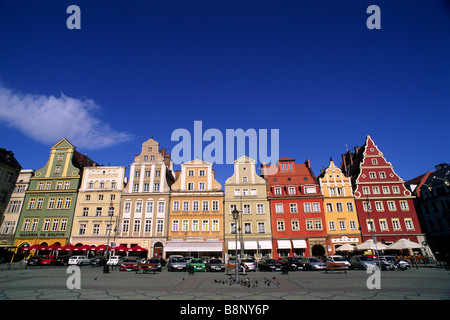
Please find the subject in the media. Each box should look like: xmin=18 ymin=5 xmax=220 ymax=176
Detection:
xmin=318 ymin=159 xmax=361 ymax=254
xmin=0 ymin=148 xmax=22 ymax=230
xmin=167 ymin=159 xmax=224 ymax=258
xmin=224 ymin=156 xmax=272 ymax=259
xmin=341 ymin=135 xmax=424 ymax=245
xmin=70 ymin=166 xmax=127 ymax=248
xmin=119 ymin=137 xmax=175 ymax=257
xmin=262 ymin=158 xmax=327 ymax=259
xmin=13 ymin=138 xmax=98 ymax=251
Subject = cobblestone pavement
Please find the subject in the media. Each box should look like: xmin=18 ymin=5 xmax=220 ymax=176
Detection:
xmin=0 ymin=263 xmax=449 ymax=300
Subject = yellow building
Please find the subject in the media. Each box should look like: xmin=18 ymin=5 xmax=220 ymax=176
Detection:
xmin=224 ymin=156 xmax=272 ymax=260
xmin=167 ymin=159 xmax=224 ymax=258
xmin=70 ymin=166 xmax=126 ymax=248
xmin=318 ymin=159 xmax=361 ymax=254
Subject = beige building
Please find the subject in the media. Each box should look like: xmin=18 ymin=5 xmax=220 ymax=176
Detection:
xmin=167 ymin=158 xmax=224 ymax=258
xmin=119 ymin=137 xmax=175 ymax=257
xmin=224 ymin=156 xmax=273 ymax=260
xmin=0 ymin=169 xmax=34 ymax=245
xmin=70 ymin=166 xmax=127 ymax=248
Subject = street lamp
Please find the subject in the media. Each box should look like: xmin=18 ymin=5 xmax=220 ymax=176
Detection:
xmin=232 ymin=208 xmax=240 ymax=282
xmin=103 ymin=202 xmax=114 ymax=274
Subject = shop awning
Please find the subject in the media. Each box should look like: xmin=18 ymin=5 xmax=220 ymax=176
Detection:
xmin=227 ymin=241 xmax=241 ymax=250
xmin=244 ymin=241 xmax=258 ymax=250
xmin=277 ymin=240 xmax=291 ymax=249
xmin=292 ymin=240 xmax=307 ymax=248
xmin=165 ymin=241 xmax=223 ymax=252
xmin=258 ymin=241 xmax=272 ymax=250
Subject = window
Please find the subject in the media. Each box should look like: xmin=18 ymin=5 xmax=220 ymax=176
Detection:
xmin=328 ymin=221 xmax=336 ymax=231
xmin=56 ymin=182 xmax=62 ymax=190
xmin=362 ymin=187 xmax=370 ymax=195
xmin=369 ymin=172 xmax=376 ymax=179
xmin=96 ymin=207 xmax=102 ymax=216
xmin=387 ymin=201 xmax=396 ymax=211
xmin=145 ymin=171 xmax=151 ymax=177
xmin=187 ymin=182 xmax=194 ymax=190
xmin=366 ymin=219 xmax=375 ymax=231
xmin=133 ymin=220 xmax=141 ymax=233
xmin=212 ymin=200 xmax=219 ymax=211
xmin=244 ymin=223 xmax=251 ymax=234
xmin=372 ymin=186 xmax=380 ymax=194
xmin=382 ymin=186 xmax=390 ymax=194
xmin=243 ymin=204 xmax=250 ymax=214
xmin=158 ymin=201 xmax=165 ymax=213
xmin=36 ymin=199 xmax=43 ymax=210
xmin=43 ymin=219 xmax=51 ymax=231
xmin=28 ymin=199 xmax=35 ymax=210
xmin=242 ymin=177 xmax=248 ymax=182
xmin=146 ymin=201 xmax=154 ymax=213
xmin=306 ymin=220 xmax=314 ymax=230
xmin=60 ymin=219 xmax=67 ymax=231
xmin=291 ymin=220 xmax=300 ymax=231
xmin=372 ymin=159 xmax=378 ymax=165
xmin=257 ymin=204 xmax=264 ymax=214
xmin=22 ymin=219 xmax=30 ymax=231
xmin=337 ymin=187 xmax=344 ymax=195
xmin=392 ymin=186 xmax=400 ymax=194
xmin=363 ymin=201 xmax=372 ymax=211
xmin=326 ymin=203 xmax=333 ymax=212
xmin=172 ymin=220 xmax=179 ymax=232
xmin=304 ymin=203 xmax=312 ymax=213
xmin=212 ymin=220 xmax=219 ymax=232
xmin=85 ymin=195 xmax=91 ymax=201
xmin=122 ymin=220 xmax=129 ymax=233
xmin=290 ymin=203 xmax=298 ymax=213
xmin=199 ymin=170 xmax=205 ymax=176
xmin=124 ymin=202 xmax=131 ymax=213
xmin=349 ymin=220 xmax=357 ymax=230
xmin=315 ymin=220 xmax=323 ymax=230
xmin=347 ymin=202 xmax=354 ymax=212
xmin=405 ymin=218 xmax=414 ymax=230
xmin=379 ymin=219 xmax=388 ymax=230
xmin=379 ymin=172 xmax=386 ymax=179
xmin=400 ymin=201 xmax=409 ymax=210
xmin=173 ymin=201 xmax=179 ymax=211
xmin=79 ymin=224 xmax=86 ymax=235
xmin=392 ymin=219 xmax=401 ymax=230
xmin=182 ymin=201 xmax=189 ymax=211
xmin=304 ymin=187 xmax=316 ymax=194
xmin=31 ymin=219 xmax=38 ymax=231
xmin=275 ymin=204 xmax=283 ymax=213
xmin=277 ymin=220 xmax=285 ymax=231
xmin=202 ymin=220 xmax=209 ymax=231
xmin=144 ymin=183 xmax=149 ymax=192
xmin=231 ymin=222 xmax=237 ymax=234
xmin=182 ymin=220 xmax=189 ymax=231
xmin=48 ymin=198 xmax=55 ymax=209
xmin=64 ymin=198 xmax=71 ymax=209
xmin=155 ymin=170 xmax=160 ymax=177
xmin=202 ymin=201 xmax=209 ymax=211
xmin=234 ymin=189 xmax=241 ymax=196
xmin=45 ymin=182 xmax=51 ymax=190
xmin=375 ymin=201 xmax=384 ymax=211
xmin=250 ymin=189 xmax=257 ymax=196
xmin=288 ymin=187 xmax=296 ymax=195
xmin=192 ymin=201 xmax=199 ymax=211
xmin=38 ymin=182 xmax=44 ymax=190
xmin=258 ymin=222 xmax=266 ymax=233
xmin=133 ymin=183 xmax=139 ymax=192
xmin=135 ymin=170 xmax=140 ymax=178
xmin=157 ymin=220 xmax=164 ymax=233
xmin=199 ymin=182 xmax=205 ymax=190
xmin=338 ymin=221 xmax=346 ymax=230
xmin=55 ymin=166 xmax=61 ymax=174
xmin=274 ymin=187 xmax=282 ymax=195
xmin=98 ymin=195 xmax=104 ymax=201
xmin=144 ymin=219 xmax=153 ymax=233
xmin=188 ymin=170 xmax=194 ymax=177
xmin=336 ymin=203 xmax=343 ymax=212
xmin=242 ymin=189 xmax=249 ymax=196
xmin=93 ymin=224 xmax=100 ymax=235
xmin=154 ymin=183 xmax=160 ymax=192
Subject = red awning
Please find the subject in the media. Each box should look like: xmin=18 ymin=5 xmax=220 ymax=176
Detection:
xmin=22 ymin=244 xmax=43 ymax=251
xmin=112 ymin=245 xmax=128 ymax=252
xmin=41 ymin=244 xmax=61 ymax=251
xmin=58 ymin=244 xmax=75 ymax=251
xmin=94 ymin=244 xmax=108 ymax=251
xmin=128 ymin=245 xmax=148 ymax=252
xmin=73 ymin=244 xmax=93 ymax=251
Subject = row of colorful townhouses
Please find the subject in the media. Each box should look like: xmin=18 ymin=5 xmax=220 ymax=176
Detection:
xmin=2 ymin=135 xmax=443 ymax=262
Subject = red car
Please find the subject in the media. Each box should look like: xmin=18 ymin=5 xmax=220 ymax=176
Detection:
xmin=119 ymin=257 xmax=141 ymax=271
xmin=41 ymin=256 xmax=57 ymax=266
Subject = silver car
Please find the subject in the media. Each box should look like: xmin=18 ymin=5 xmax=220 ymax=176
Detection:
xmin=302 ymin=257 xmax=326 ymax=271
xmin=167 ymin=255 xmax=187 ymax=272
xmin=350 ymin=255 xmax=377 ymax=270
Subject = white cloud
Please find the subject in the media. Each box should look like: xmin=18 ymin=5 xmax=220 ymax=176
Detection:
xmin=0 ymin=84 xmax=133 ymax=149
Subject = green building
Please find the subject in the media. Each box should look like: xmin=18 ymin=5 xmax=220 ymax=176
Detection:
xmin=14 ymin=138 xmax=98 ymax=253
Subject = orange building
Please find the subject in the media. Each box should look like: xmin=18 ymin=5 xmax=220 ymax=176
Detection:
xmin=166 ymin=159 xmax=224 ymax=258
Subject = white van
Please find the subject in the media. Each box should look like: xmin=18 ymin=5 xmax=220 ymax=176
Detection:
xmin=107 ymin=255 xmax=121 ymax=266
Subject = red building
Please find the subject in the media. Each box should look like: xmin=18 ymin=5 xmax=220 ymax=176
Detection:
xmin=261 ymin=158 xmax=328 ymax=259
xmin=341 ymin=136 xmax=425 ymax=246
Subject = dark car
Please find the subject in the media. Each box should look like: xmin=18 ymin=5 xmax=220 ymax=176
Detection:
xmin=27 ymin=255 xmax=45 ymax=266
xmin=55 ymin=255 xmax=71 ymax=266
xmin=206 ymin=259 xmax=225 ymax=272
xmin=280 ymin=257 xmax=305 ymax=271
xmin=90 ymin=256 xmax=107 ymax=267
xmin=147 ymin=257 xmax=163 ymax=271
xmin=258 ymin=258 xmax=282 ymax=271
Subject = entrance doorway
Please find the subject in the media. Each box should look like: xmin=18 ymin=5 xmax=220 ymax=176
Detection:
xmin=311 ymin=244 xmax=325 ymax=257
xmin=153 ymin=242 xmax=163 ymax=258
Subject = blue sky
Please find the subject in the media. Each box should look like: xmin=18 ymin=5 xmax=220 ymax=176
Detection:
xmin=0 ymin=0 xmax=449 ymax=186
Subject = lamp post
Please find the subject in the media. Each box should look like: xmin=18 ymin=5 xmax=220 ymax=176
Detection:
xmin=232 ymin=208 xmax=240 ymax=282
xmin=103 ymin=202 xmax=114 ymax=274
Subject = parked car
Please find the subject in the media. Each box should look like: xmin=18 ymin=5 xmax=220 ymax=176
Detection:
xmin=120 ymin=256 xmax=141 ymax=271
xmin=326 ymin=255 xmax=351 ymax=268
xmin=107 ymin=255 xmax=122 ymax=266
xmin=242 ymin=257 xmax=257 ymax=272
xmin=68 ymin=255 xmax=91 ymax=266
xmin=56 ymin=255 xmax=71 ymax=266
xmin=41 ymin=256 xmax=57 ymax=266
xmin=280 ymin=257 xmax=305 ymax=271
xmin=206 ymin=258 xmax=225 ymax=272
xmin=302 ymin=257 xmax=326 ymax=271
xmin=90 ymin=256 xmax=107 ymax=267
xmin=349 ymin=255 xmax=377 ymax=270
xmin=167 ymin=255 xmax=187 ymax=272
xmin=188 ymin=258 xmax=206 ymax=272
xmin=147 ymin=257 xmax=163 ymax=271
xmin=258 ymin=258 xmax=282 ymax=271
xmin=27 ymin=255 xmax=44 ymax=266
xmin=379 ymin=255 xmax=410 ymax=269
